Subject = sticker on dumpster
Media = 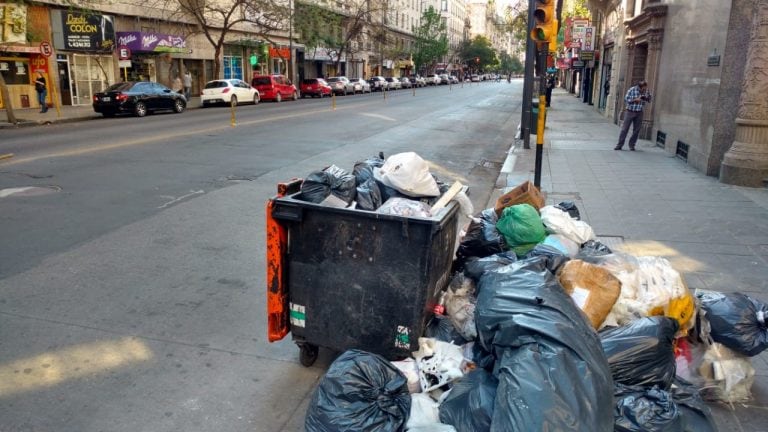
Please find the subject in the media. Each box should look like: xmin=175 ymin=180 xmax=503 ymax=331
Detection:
xmin=290 ymin=303 xmax=306 ymax=328
xmin=395 ymin=326 xmax=410 ymax=349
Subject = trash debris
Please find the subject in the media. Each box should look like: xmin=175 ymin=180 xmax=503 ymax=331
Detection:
xmin=300 ymin=165 xmax=356 ymax=204
xmin=697 ymin=290 xmax=768 ymax=357
xmin=494 ymin=180 xmax=545 ymax=215
xmin=391 ymin=358 xmax=422 ymax=393
xmin=438 ymin=369 xmax=498 ymax=432
xmin=462 ymin=252 xmax=518 ymax=282
xmin=495 ymin=204 xmax=547 ymax=257
xmin=413 ymin=338 xmax=465 ymax=393
xmin=378 ymin=197 xmax=433 ymax=218
xmin=697 ymin=342 xmax=755 ymax=403
xmin=670 ymin=377 xmax=718 ymax=432
xmin=523 ymin=243 xmax=570 ymax=273
xmin=455 ymin=208 xmax=508 ymax=265
xmin=558 ymin=259 xmax=622 ymax=329
xmin=579 ymin=240 xmax=613 ymax=257
xmin=555 ymin=200 xmax=581 ymax=220
xmin=375 ymin=152 xmax=440 ymax=197
xmin=305 ymin=349 xmax=411 ymax=432
xmin=539 ymin=205 xmax=596 ymax=245
xmin=355 ymin=177 xmax=383 ymax=210
xmin=542 ymin=233 xmax=580 ymax=257
xmin=353 ymin=156 xmax=385 ymax=184
xmin=425 ymin=315 xmax=469 ymax=345
xmin=613 ymin=384 xmax=683 ymax=432
xmin=407 ymin=393 xmax=441 ymax=429
xmin=600 ymin=317 xmax=679 ymax=389
xmin=444 ymin=273 xmax=477 ymax=341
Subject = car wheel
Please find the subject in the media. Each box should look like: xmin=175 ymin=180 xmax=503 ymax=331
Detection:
xmin=275 ymin=93 xmax=282 ymax=103
xmin=201 ymin=101 xmax=209 ymax=108
xmin=134 ymin=101 xmax=147 ymax=117
xmin=173 ymin=99 xmax=185 ymax=113
xmin=230 ymin=95 xmax=238 ymax=106
xmin=253 ymin=94 xmax=259 ymax=105
xmin=292 ymin=91 xmax=298 ymax=101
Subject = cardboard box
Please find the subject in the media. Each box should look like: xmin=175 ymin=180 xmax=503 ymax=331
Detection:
xmin=494 ymin=181 xmax=545 ymax=216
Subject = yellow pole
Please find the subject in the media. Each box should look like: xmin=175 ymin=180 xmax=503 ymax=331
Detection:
xmin=48 ymin=61 xmax=61 ymax=117
xmin=230 ymin=100 xmax=236 ymax=127
xmin=537 ymin=94 xmax=546 ymax=141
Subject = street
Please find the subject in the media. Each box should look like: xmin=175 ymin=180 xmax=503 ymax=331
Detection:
xmin=0 ymin=81 xmax=516 ymax=431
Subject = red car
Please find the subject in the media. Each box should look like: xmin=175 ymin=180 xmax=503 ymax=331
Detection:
xmin=251 ymin=74 xmax=298 ymax=102
xmin=300 ymin=78 xmax=332 ymax=98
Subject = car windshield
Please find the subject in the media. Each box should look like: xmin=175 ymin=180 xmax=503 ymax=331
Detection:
xmin=105 ymin=82 xmax=133 ymax=92
xmin=327 ymin=78 xmax=341 ymax=82
xmin=205 ymin=81 xmax=228 ymax=89
xmin=252 ymin=77 xmax=271 ymax=85
xmin=302 ymin=79 xmax=317 ymax=84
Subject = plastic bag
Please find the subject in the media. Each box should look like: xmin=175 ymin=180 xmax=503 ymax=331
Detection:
xmin=539 ymin=205 xmax=596 ymax=245
xmin=542 ymin=234 xmax=580 ymax=257
xmin=613 ymin=384 xmax=683 ymax=432
xmin=300 ymin=165 xmax=357 ymax=204
xmin=407 ymin=393 xmax=440 ymax=429
xmin=438 ymin=369 xmax=497 ymax=432
xmin=391 ymin=358 xmax=421 ymax=393
xmin=456 ymin=208 xmax=507 ymax=263
xmin=407 ymin=425 xmax=457 ymax=432
xmin=305 ymin=349 xmax=411 ymax=432
xmin=475 ymin=257 xmax=614 ymax=431
xmin=353 ymin=156 xmax=385 ymax=184
xmin=495 ymin=204 xmax=547 ymax=257
xmin=599 ymin=317 xmax=679 ymax=389
xmin=355 ymin=177 xmax=382 ymax=210
xmin=555 ymin=200 xmax=581 ymax=220
xmin=413 ymin=338 xmax=465 ymax=392
xmin=697 ymin=342 xmax=755 ymax=402
xmin=697 ymin=290 xmax=768 ymax=357
xmin=378 ymin=197 xmax=432 ymax=218
xmin=580 ymin=240 xmax=613 ymax=257
xmin=462 ymin=252 xmax=518 ymax=282
xmin=425 ymin=315 xmax=469 ymax=345
xmin=558 ymin=259 xmax=622 ymax=329
xmin=445 ymin=273 xmax=477 ymax=341
xmin=670 ymin=377 xmax=718 ymax=432
xmin=523 ymin=244 xmax=571 ymax=274
xmin=374 ymin=152 xmax=440 ymax=197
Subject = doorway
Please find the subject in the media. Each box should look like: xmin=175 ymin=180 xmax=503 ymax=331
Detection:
xmin=56 ymin=55 xmax=72 ymax=106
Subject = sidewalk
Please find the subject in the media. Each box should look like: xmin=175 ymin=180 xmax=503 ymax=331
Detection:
xmin=497 ymin=87 xmax=768 ymax=431
xmin=0 ymin=97 xmax=203 ymax=129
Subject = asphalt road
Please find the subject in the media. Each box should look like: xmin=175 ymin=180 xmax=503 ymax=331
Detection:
xmin=0 ymin=80 xmax=522 ymax=431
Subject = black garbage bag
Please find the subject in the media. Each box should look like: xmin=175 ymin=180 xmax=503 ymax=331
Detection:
xmin=599 ymin=317 xmax=679 ymax=389
xmin=300 ymin=170 xmax=332 ymax=203
xmin=471 ymin=342 xmax=495 ymax=371
xmin=462 ymin=251 xmax=518 ymax=282
xmin=355 ymin=177 xmax=382 ymax=211
xmin=305 ymin=349 xmax=411 ymax=432
xmin=698 ymin=290 xmax=768 ymax=357
xmin=579 ymin=240 xmax=614 ymax=257
xmin=555 ymin=200 xmax=581 ymax=220
xmin=475 ymin=257 xmax=614 ymax=431
xmin=353 ymin=157 xmax=385 ymax=184
xmin=670 ymin=377 xmax=718 ymax=432
xmin=439 ymin=369 xmax=498 ymax=432
xmin=325 ymin=165 xmax=357 ymax=204
xmin=425 ymin=315 xmax=469 ymax=345
xmin=376 ymin=179 xmax=408 ymax=202
xmin=614 ymin=384 xmax=683 ymax=432
xmin=456 ymin=208 xmax=508 ymax=264
xmin=523 ymin=243 xmax=570 ymax=274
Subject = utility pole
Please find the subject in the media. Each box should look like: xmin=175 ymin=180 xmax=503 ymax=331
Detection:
xmin=521 ymin=0 xmax=535 ymax=150
xmin=534 ymin=42 xmax=548 ymax=188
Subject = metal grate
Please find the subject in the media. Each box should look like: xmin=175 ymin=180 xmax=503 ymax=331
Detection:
xmin=676 ymin=140 xmax=689 ymax=161
xmin=656 ymin=130 xmax=666 ymax=148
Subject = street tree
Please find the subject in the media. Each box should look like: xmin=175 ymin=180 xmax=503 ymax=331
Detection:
xmin=458 ymin=36 xmax=497 ymax=73
xmin=499 ymin=51 xmax=523 ymax=75
xmin=411 ymin=6 xmax=448 ymax=74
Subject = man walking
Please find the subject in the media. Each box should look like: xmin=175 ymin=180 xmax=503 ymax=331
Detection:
xmin=615 ymin=80 xmax=652 ymax=151
xmin=183 ymin=71 xmax=192 ymax=100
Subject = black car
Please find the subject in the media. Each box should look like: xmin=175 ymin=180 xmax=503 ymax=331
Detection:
xmin=92 ymin=81 xmax=186 ymax=117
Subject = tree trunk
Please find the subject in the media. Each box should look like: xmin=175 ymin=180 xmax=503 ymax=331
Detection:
xmin=213 ymin=45 xmax=223 ymax=80
xmin=0 ymin=73 xmax=17 ymax=124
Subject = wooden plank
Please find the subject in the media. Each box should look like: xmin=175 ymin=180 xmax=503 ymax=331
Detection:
xmin=430 ymin=181 xmax=464 ymax=213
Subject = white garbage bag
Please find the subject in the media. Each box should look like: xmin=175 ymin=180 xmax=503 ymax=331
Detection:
xmin=374 ymin=152 xmax=440 ymax=197
xmin=406 ymin=393 xmax=440 ymax=429
xmin=412 ymin=338 xmax=465 ymax=392
xmin=540 ymin=205 xmax=596 ymax=245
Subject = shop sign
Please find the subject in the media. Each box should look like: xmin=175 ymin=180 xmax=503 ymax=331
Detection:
xmin=0 ymin=3 xmax=27 ymax=44
xmin=269 ymin=46 xmax=290 ymax=59
xmin=116 ymin=31 xmax=187 ymax=53
xmin=29 ymin=53 xmax=48 ymax=73
xmin=556 ymin=57 xmax=569 ymax=69
xmin=579 ymin=51 xmax=594 ymax=61
xmin=572 ymin=60 xmax=585 ymax=68
xmin=61 ymin=12 xmax=115 ymax=51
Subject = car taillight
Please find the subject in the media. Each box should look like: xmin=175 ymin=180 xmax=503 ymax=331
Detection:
xmin=116 ymin=93 xmax=128 ymax=102
xmin=222 ymin=88 xmax=230 ymax=93
xmin=93 ymin=95 xmax=99 ymax=102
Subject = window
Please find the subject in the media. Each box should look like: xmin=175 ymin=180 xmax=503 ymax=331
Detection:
xmin=0 ymin=58 xmax=29 ymax=85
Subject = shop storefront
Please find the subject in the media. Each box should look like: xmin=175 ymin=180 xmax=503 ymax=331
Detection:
xmin=51 ymin=10 xmax=116 ymax=106
xmin=303 ymin=47 xmax=345 ymax=78
xmin=115 ymin=31 xmax=189 ymax=88
xmin=223 ymin=44 xmax=244 ymax=80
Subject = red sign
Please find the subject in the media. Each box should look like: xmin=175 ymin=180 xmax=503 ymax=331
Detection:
xmin=39 ymin=41 xmax=53 ymax=57
xmin=268 ymin=46 xmax=291 ymax=59
xmin=118 ymin=46 xmax=131 ymax=60
xmin=29 ymin=54 xmax=49 ymax=74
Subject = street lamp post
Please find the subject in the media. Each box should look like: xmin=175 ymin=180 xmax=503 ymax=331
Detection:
xmin=289 ymin=0 xmax=294 ymax=85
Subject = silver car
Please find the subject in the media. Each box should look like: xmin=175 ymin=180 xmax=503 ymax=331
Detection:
xmin=385 ymin=77 xmax=402 ymax=90
xmin=327 ymin=76 xmax=356 ymax=95
xmin=349 ymin=78 xmax=371 ymax=94
xmin=400 ymin=77 xmax=413 ymax=89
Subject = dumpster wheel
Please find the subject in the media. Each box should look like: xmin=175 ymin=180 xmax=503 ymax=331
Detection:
xmin=298 ymin=343 xmax=319 ymax=367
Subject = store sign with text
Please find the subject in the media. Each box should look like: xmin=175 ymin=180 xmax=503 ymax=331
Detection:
xmin=61 ymin=12 xmax=115 ymax=51
xmin=116 ymin=31 xmax=188 ymax=53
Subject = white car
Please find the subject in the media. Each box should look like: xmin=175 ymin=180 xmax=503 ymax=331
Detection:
xmin=425 ymin=74 xmax=441 ymax=86
xmin=201 ymin=79 xmax=260 ymax=107
xmin=349 ymin=78 xmax=371 ymax=94
xmin=327 ymin=76 xmax=356 ymax=95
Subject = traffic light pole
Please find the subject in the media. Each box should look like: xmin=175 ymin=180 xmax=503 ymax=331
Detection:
xmin=533 ymin=42 xmax=548 ymax=188
xmin=521 ymin=0 xmax=535 ymax=150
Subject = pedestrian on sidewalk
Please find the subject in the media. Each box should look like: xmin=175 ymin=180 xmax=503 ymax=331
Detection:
xmin=34 ymin=71 xmax=48 ymax=113
xmin=183 ymin=71 xmax=192 ymax=100
xmin=546 ymin=75 xmax=556 ymax=108
xmin=615 ymin=80 xmax=652 ymax=151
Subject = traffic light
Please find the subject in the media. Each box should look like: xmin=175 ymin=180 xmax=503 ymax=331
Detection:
xmin=531 ymin=0 xmax=556 ymax=49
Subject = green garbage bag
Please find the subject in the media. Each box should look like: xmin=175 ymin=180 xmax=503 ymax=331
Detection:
xmin=496 ymin=204 xmax=547 ymax=256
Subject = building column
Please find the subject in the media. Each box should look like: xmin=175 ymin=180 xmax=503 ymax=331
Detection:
xmin=720 ymin=0 xmax=768 ymax=187
xmin=641 ymin=28 xmax=663 ymax=139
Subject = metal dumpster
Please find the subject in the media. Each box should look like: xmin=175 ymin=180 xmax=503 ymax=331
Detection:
xmin=266 ymin=180 xmax=459 ymax=366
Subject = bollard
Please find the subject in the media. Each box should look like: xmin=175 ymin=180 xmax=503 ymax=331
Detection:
xmin=412 ymin=85 xmax=415 ymax=97
xmin=230 ymin=100 xmax=236 ymax=127
xmin=383 ymin=87 xmax=387 ymax=101
xmin=332 ymin=92 xmax=336 ymax=110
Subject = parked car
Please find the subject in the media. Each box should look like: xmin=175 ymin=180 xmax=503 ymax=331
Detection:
xmin=470 ymin=74 xmax=480 ymax=82
xmin=400 ymin=77 xmax=413 ymax=89
xmin=369 ymin=76 xmax=388 ymax=91
xmin=327 ymin=76 xmax=356 ymax=95
xmin=409 ymin=75 xmax=426 ymax=87
xmin=438 ymin=74 xmax=451 ymax=85
xmin=92 ymin=81 xmax=186 ymax=117
xmin=449 ymin=75 xmax=459 ymax=84
xmin=348 ymin=78 xmax=371 ymax=94
xmin=200 ymin=79 xmax=259 ymax=107
xmin=425 ymin=74 xmax=440 ymax=86
xmin=385 ymin=77 xmax=402 ymax=90
xmin=300 ymin=78 xmax=332 ymax=98
xmin=251 ymin=74 xmax=298 ymax=102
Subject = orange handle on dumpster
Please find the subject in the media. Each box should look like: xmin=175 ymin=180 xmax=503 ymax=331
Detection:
xmin=266 ymin=178 xmax=302 ymax=342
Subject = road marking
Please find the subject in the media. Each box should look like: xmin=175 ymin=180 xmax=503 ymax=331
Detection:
xmin=0 ymin=187 xmax=34 ymax=198
xmin=157 ymin=190 xmax=205 ymax=209
xmin=359 ymin=113 xmax=397 ymax=122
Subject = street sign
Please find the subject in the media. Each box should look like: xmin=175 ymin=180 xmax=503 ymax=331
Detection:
xmin=580 ymin=51 xmax=594 ymax=61
xmin=118 ymin=46 xmax=131 ymax=60
xmin=39 ymin=41 xmax=53 ymax=57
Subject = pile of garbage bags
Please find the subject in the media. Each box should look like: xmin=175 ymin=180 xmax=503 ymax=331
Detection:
xmin=296 ymin=152 xmax=472 ymax=218
xmin=304 ymin=181 xmax=768 ymax=431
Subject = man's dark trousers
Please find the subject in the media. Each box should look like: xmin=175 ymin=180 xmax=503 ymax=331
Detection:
xmin=616 ymin=110 xmax=643 ymax=149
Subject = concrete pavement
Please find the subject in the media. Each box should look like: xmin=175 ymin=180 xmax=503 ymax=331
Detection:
xmin=496 ymin=87 xmax=768 ymax=431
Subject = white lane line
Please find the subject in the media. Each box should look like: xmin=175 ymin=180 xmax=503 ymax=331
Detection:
xmin=157 ymin=190 xmax=204 ymax=209
xmin=359 ymin=113 xmax=397 ymax=122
